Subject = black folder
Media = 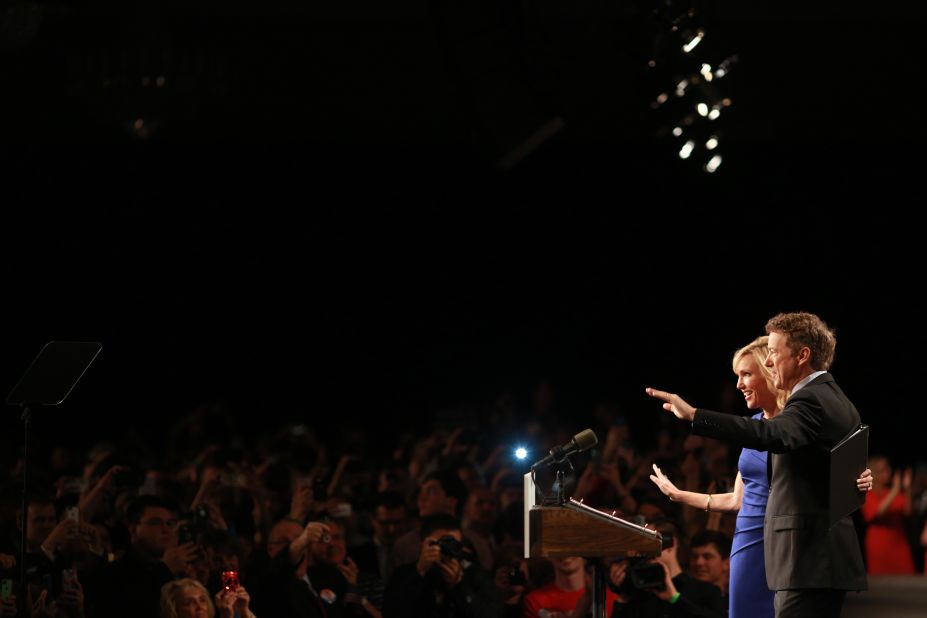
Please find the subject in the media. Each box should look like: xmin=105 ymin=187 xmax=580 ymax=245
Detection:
xmin=829 ymin=424 xmax=869 ymax=527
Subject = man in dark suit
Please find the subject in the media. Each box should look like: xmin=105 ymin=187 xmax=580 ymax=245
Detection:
xmin=646 ymin=311 xmax=867 ymax=617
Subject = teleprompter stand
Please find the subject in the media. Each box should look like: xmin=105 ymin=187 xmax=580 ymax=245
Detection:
xmin=6 ymin=341 xmax=102 ymax=586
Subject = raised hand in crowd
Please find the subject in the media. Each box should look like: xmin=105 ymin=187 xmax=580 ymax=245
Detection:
xmin=574 ymin=459 xmax=598 ymax=499
xmin=336 ymin=556 xmax=360 ymax=586
xmin=288 ymin=521 xmax=331 ymax=565
xmin=29 ymin=588 xmax=53 ymax=618
xmin=40 ymin=519 xmax=101 ymax=559
xmin=162 ymin=538 xmax=200 ymax=577
xmin=480 ymin=444 xmax=507 ymax=480
xmin=441 ymin=426 xmax=478 ymax=461
xmin=408 ymin=431 xmax=444 ymax=481
xmin=215 ymin=585 xmax=256 ymax=618
xmin=600 ymin=461 xmax=638 ymax=514
xmin=198 ymin=502 xmax=229 ymax=531
xmin=903 ymin=467 xmax=913 ymax=491
xmin=176 ymin=445 xmax=221 ymax=484
xmin=288 ymin=483 xmax=315 ymax=524
xmin=57 ymin=570 xmax=85 ymax=618
xmin=327 ymin=454 xmax=360 ymax=498
xmin=77 ymin=464 xmax=127 ymax=522
xmin=191 ymin=465 xmax=222 ymax=508
xmin=489 ymin=466 xmax=515 ymax=496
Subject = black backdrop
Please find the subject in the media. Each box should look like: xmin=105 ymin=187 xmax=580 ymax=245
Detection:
xmin=2 ymin=0 xmax=924 ymax=465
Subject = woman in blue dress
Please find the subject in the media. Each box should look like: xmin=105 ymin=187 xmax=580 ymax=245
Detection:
xmin=649 ymin=336 xmax=872 ymax=618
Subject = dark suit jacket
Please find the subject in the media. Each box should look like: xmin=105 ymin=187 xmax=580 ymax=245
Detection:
xmin=691 ymin=373 xmax=866 ymax=592
xmin=350 ymin=540 xmax=384 ymax=579
xmin=89 ymin=546 xmax=175 ymax=618
xmin=251 ymin=546 xmax=328 ymax=618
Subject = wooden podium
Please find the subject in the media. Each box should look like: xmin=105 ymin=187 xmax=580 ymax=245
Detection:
xmin=527 ymin=498 xmax=664 ymax=618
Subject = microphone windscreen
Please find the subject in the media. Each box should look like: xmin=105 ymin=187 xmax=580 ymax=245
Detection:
xmin=573 ymin=429 xmax=598 ymax=451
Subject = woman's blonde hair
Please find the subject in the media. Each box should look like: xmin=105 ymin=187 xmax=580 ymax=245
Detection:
xmin=160 ymin=578 xmax=215 ymax=618
xmin=732 ymin=336 xmax=787 ymax=412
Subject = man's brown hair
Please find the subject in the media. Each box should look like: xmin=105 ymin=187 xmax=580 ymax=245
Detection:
xmin=765 ymin=311 xmax=837 ymax=371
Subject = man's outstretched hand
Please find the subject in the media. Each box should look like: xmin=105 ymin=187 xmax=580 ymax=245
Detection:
xmin=645 ymin=388 xmax=696 ymax=422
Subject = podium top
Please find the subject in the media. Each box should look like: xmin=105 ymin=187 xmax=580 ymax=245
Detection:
xmin=7 ymin=341 xmax=102 ymax=406
xmin=566 ymin=498 xmax=662 ymax=541
xmin=528 ymin=499 xmax=663 ymax=559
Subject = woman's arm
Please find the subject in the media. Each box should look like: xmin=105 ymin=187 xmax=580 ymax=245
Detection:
xmin=650 ymin=464 xmax=741 ymax=513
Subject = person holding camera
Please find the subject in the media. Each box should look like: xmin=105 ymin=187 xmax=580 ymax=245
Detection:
xmin=389 ymin=471 xmax=471 ymax=574
xmin=383 ymin=513 xmax=501 ymax=618
xmin=250 ymin=519 xmax=332 ymax=618
xmin=303 ymin=517 xmax=383 ymax=618
xmin=89 ymin=496 xmax=197 ymax=618
xmin=213 ymin=580 xmax=257 ymax=618
xmin=491 ymin=546 xmax=533 ymax=618
xmin=594 ymin=518 xmax=727 ymax=618
xmin=160 ymin=577 xmax=250 ymax=618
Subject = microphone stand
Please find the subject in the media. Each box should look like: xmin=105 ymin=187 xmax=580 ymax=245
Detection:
xmin=535 ymin=456 xmax=575 ymax=507
xmin=555 ymin=461 xmax=567 ymax=506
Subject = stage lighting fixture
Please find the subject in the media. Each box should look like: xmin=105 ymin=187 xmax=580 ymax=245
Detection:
xmin=645 ymin=1 xmax=739 ymax=174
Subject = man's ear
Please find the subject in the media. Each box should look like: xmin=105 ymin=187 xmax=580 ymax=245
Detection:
xmin=796 ymin=346 xmax=812 ymax=366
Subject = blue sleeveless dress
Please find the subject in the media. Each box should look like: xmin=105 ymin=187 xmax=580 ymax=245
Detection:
xmin=729 ymin=411 xmax=774 ymax=618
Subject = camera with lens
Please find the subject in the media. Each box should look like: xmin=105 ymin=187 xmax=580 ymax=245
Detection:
xmin=432 ymin=535 xmax=466 ymax=560
xmin=609 ymin=557 xmax=666 ymax=595
xmin=624 ymin=559 xmax=666 ymax=591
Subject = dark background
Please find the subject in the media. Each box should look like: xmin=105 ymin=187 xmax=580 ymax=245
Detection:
xmin=1 ymin=1 xmax=923 ymax=462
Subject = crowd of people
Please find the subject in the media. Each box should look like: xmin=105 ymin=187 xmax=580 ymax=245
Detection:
xmin=1 ymin=359 xmax=925 ymax=617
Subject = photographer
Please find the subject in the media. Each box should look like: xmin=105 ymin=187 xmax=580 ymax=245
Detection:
xmin=491 ymin=546 xmax=535 ymax=618
xmin=250 ymin=519 xmax=332 ymax=618
xmin=90 ymin=496 xmax=196 ymax=618
xmin=383 ymin=513 xmax=501 ymax=618
xmin=599 ymin=518 xmax=726 ymax=618
xmin=303 ymin=517 xmax=382 ymax=618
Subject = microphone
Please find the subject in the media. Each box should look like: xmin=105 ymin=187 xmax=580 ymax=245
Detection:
xmin=530 ymin=429 xmax=598 ymax=471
